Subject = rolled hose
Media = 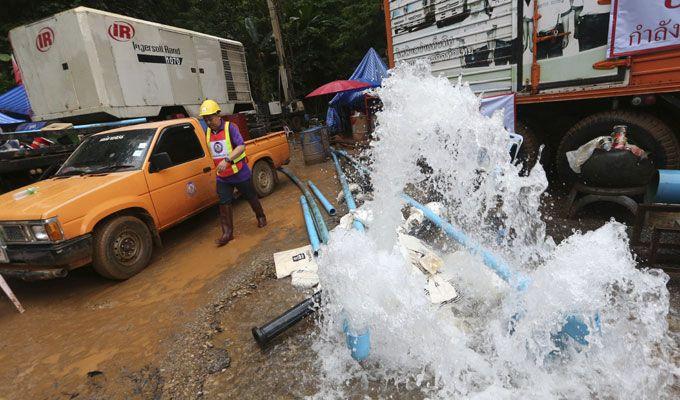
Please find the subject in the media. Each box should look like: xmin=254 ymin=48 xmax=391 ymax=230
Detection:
xmin=252 ymin=291 xmax=323 ymax=347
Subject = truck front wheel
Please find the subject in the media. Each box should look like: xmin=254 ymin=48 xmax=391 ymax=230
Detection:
xmin=556 ymin=111 xmax=680 ymax=182
xmin=92 ymin=216 xmax=153 ymax=280
xmin=252 ymin=160 xmax=277 ymax=198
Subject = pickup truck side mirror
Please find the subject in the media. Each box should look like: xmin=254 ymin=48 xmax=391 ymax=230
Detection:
xmin=149 ymin=152 xmax=173 ymax=173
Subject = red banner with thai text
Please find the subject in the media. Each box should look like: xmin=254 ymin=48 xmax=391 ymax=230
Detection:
xmin=608 ymin=0 xmax=680 ymax=57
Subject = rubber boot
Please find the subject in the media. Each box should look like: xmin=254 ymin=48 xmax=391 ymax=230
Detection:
xmin=215 ymin=204 xmax=234 ymax=247
xmin=248 ymin=197 xmax=267 ymax=228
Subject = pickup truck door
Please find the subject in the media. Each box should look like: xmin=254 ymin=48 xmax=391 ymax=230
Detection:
xmin=145 ymin=123 xmax=215 ymax=229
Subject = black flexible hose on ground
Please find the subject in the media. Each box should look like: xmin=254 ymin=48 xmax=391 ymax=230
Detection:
xmin=251 ymin=291 xmax=323 ymax=347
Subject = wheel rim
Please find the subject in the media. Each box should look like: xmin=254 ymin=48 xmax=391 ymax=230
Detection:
xmin=112 ymin=229 xmax=142 ymax=266
xmin=257 ymin=169 xmax=272 ymax=191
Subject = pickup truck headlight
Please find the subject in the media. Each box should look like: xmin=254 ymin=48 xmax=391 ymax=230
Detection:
xmin=31 ymin=225 xmax=49 ymax=241
xmin=0 ymin=218 xmax=64 ymax=243
xmin=30 ymin=218 xmax=64 ymax=242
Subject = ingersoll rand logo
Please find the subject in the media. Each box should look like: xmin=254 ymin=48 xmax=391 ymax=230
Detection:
xmin=108 ymin=21 xmax=135 ymax=41
xmin=35 ymin=27 xmax=54 ymax=52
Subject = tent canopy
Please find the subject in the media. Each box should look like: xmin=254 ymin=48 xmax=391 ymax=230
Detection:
xmin=330 ymin=48 xmax=388 ymax=108
xmin=0 ymin=111 xmax=24 ymax=125
xmin=0 ymin=85 xmax=31 ymax=116
xmin=326 ymin=48 xmax=388 ymax=132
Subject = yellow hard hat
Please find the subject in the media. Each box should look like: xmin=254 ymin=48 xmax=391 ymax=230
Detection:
xmin=199 ymin=99 xmax=221 ymax=116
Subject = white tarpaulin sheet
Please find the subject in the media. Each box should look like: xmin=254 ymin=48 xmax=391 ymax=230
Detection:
xmin=608 ymin=0 xmax=680 ymax=57
xmin=480 ymin=94 xmax=515 ymax=134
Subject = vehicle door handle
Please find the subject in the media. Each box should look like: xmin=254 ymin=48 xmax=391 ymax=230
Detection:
xmin=203 ymin=166 xmax=212 ymax=173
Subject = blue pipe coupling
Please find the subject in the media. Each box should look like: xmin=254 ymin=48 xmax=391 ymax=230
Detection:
xmin=343 ymin=319 xmax=371 ymax=361
xmin=650 ymin=169 xmax=680 ymax=204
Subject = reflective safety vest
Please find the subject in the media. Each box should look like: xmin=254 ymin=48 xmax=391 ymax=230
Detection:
xmin=206 ymin=122 xmax=247 ymax=178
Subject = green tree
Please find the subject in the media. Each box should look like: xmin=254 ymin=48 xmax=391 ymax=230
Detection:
xmin=0 ymin=0 xmax=387 ymax=104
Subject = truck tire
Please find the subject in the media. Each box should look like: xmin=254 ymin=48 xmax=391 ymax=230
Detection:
xmin=92 ymin=216 xmax=153 ymax=280
xmin=516 ymin=120 xmax=541 ymax=174
xmin=555 ymin=111 xmax=680 ymax=182
xmin=252 ymin=160 xmax=276 ymax=198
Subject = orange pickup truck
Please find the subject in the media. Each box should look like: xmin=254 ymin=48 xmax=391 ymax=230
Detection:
xmin=0 ymin=118 xmax=289 ymax=280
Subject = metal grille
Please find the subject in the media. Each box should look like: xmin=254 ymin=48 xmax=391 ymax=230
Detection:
xmin=219 ymin=42 xmax=238 ymax=101
xmin=1 ymin=225 xmax=28 ymax=243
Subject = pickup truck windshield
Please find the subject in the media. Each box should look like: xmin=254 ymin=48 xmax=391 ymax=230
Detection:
xmin=56 ymin=129 xmax=155 ymax=176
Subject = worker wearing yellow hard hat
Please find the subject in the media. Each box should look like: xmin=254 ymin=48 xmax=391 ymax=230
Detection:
xmin=201 ymin=99 xmax=267 ymax=247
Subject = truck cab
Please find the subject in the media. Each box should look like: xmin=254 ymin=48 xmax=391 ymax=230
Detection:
xmin=0 ymin=118 xmax=289 ymax=280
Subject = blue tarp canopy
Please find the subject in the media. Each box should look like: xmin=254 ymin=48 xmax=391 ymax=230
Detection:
xmin=0 ymin=85 xmax=31 ymax=117
xmin=327 ymin=48 xmax=388 ymax=132
xmin=0 ymin=111 xmax=25 ymax=124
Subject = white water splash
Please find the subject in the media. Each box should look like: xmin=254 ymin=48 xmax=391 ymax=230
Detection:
xmin=311 ymin=62 xmax=677 ymax=399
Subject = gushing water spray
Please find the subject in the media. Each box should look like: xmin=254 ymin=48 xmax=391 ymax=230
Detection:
xmin=312 ymin=62 xmax=676 ymax=399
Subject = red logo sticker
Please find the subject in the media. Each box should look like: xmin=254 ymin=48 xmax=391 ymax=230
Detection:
xmin=35 ymin=27 xmax=54 ymax=52
xmin=108 ymin=21 xmax=135 ymax=42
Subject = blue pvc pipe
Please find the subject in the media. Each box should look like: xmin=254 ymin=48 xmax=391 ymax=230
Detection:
xmin=308 ymin=180 xmax=336 ymax=216
xmin=71 ymin=117 xmax=147 ymax=130
xmin=279 ymin=167 xmax=330 ymax=243
xmin=10 ymin=117 xmax=147 ymax=135
xmin=300 ymin=196 xmax=321 ymax=256
xmin=331 ymin=152 xmax=365 ymax=232
xmin=402 ymin=194 xmax=530 ymax=291
xmin=402 ymin=194 xmax=595 ymax=348
xmin=653 ymin=169 xmax=680 ymax=204
xmin=332 ymin=148 xmax=372 ymax=176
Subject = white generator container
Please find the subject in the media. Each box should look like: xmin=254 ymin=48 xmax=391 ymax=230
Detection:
xmin=9 ymin=7 xmax=254 ymax=121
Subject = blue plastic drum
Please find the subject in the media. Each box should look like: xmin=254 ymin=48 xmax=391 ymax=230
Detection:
xmin=650 ymin=170 xmax=680 ymax=204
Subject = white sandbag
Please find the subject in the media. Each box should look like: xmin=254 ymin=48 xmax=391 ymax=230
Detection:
xmin=400 ymin=209 xmax=425 ymax=233
xmin=397 ymin=233 xmax=444 ymax=274
xmin=274 ymin=245 xmax=318 ymax=279
xmin=426 ymin=275 xmax=458 ymax=304
xmin=291 ymin=269 xmax=320 ymax=288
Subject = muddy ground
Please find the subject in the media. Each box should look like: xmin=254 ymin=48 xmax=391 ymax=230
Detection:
xmin=0 ymin=151 xmax=678 ymax=399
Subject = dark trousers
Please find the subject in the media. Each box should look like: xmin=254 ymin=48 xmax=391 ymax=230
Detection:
xmin=216 ymin=179 xmax=257 ymax=205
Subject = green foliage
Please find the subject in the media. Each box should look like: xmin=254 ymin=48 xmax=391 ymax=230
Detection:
xmin=0 ymin=0 xmax=387 ymax=103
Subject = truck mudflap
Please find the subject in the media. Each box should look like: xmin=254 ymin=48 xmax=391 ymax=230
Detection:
xmin=1 ymin=235 xmax=93 ymax=279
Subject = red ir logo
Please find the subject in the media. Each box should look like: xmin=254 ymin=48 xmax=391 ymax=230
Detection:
xmin=35 ymin=27 xmax=54 ymax=52
xmin=666 ymin=0 xmax=680 ymax=9
xmin=108 ymin=21 xmax=135 ymax=41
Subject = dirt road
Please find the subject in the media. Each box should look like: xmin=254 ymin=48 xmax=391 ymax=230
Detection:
xmin=0 ymin=155 xmax=341 ymax=399
xmin=0 ymin=152 xmax=677 ymax=399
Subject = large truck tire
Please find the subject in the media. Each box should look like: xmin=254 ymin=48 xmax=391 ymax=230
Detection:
xmin=252 ymin=160 xmax=277 ymax=198
xmin=92 ymin=215 xmax=153 ymax=280
xmin=555 ymin=111 xmax=680 ymax=182
xmin=516 ymin=120 xmax=542 ymax=174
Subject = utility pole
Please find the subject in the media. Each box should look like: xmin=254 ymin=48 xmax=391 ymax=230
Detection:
xmin=267 ymin=0 xmax=296 ymax=106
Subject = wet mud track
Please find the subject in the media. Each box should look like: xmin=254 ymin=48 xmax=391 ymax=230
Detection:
xmin=0 ymin=153 xmax=678 ymax=399
xmin=0 ymin=155 xmax=340 ymax=399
